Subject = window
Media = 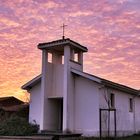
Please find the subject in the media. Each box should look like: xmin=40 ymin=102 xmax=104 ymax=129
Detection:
xmin=110 ymin=93 xmax=115 ymax=108
xmin=48 ymin=53 xmax=52 ymax=63
xmin=62 ymin=55 xmax=64 ymax=64
xmin=129 ymin=98 xmax=133 ymax=112
xmin=74 ymin=53 xmax=78 ymax=62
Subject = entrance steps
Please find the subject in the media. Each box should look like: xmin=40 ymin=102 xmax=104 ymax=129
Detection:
xmin=38 ymin=131 xmax=82 ymax=140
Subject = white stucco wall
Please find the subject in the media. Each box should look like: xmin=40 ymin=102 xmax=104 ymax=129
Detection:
xmin=99 ymin=88 xmax=140 ymax=137
xmin=70 ymin=61 xmax=82 ymax=71
xmin=74 ymin=76 xmax=100 ymax=136
xmin=29 ymin=82 xmax=41 ymax=125
xmin=47 ymin=63 xmax=64 ymax=98
xmin=43 ymin=62 xmax=64 ymax=130
xmin=134 ymin=97 xmax=140 ymax=133
xmin=116 ymin=91 xmax=134 ymax=135
xmin=51 ymin=64 xmax=64 ymax=98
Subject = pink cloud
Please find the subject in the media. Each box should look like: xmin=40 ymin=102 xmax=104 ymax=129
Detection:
xmin=68 ymin=11 xmax=93 ymax=17
xmin=0 ymin=0 xmax=139 ymax=101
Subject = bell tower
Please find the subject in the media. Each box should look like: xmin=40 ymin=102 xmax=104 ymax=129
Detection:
xmin=38 ymin=38 xmax=87 ymax=70
xmin=38 ymin=38 xmax=88 ymax=131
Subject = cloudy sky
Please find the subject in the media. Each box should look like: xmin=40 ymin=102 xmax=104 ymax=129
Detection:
xmin=0 ymin=0 xmax=140 ymax=101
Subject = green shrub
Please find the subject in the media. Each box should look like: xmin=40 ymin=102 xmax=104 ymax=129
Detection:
xmin=0 ymin=115 xmax=39 ymax=136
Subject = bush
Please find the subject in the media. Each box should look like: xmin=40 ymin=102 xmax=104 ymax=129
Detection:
xmin=0 ymin=115 xmax=39 ymax=136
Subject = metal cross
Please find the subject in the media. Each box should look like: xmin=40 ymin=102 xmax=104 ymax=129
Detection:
xmin=61 ymin=23 xmax=67 ymax=39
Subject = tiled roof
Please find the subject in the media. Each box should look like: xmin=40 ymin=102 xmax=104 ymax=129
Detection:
xmin=38 ymin=38 xmax=88 ymax=52
xmin=22 ymin=69 xmax=139 ymax=96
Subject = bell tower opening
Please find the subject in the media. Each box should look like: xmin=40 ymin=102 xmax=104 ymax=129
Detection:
xmin=38 ymin=38 xmax=87 ymax=71
xmin=70 ymin=49 xmax=83 ymax=65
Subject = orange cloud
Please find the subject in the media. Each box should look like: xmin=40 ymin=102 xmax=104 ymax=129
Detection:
xmin=0 ymin=16 xmax=20 ymax=27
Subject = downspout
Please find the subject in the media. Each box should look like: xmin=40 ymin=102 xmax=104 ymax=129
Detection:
xmin=133 ymin=98 xmax=136 ymax=133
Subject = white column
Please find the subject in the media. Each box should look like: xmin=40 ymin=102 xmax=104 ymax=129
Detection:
xmin=63 ymin=46 xmax=70 ymax=132
xmin=70 ymin=49 xmax=75 ymax=61
xmin=78 ymin=51 xmax=83 ymax=64
xmin=40 ymin=49 xmax=48 ymax=130
xmin=78 ymin=51 xmax=83 ymax=70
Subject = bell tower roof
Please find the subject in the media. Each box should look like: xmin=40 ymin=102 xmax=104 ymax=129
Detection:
xmin=38 ymin=38 xmax=88 ymax=53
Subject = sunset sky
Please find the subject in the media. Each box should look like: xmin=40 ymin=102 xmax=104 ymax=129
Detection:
xmin=0 ymin=0 xmax=140 ymax=101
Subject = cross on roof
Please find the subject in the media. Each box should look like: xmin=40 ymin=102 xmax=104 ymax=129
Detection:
xmin=61 ymin=23 xmax=67 ymax=39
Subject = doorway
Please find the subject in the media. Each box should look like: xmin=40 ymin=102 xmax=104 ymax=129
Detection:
xmin=49 ymin=98 xmax=63 ymax=131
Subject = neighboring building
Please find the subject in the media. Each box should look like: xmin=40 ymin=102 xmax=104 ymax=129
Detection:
xmin=0 ymin=96 xmax=24 ymax=109
xmin=22 ymin=38 xmax=140 ymax=137
xmin=0 ymin=96 xmax=29 ymax=120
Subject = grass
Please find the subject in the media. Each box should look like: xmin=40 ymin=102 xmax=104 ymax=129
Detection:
xmin=115 ymin=135 xmax=140 ymax=140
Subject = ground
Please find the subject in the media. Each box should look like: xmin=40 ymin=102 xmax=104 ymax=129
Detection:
xmin=0 ymin=136 xmax=140 ymax=140
xmin=0 ymin=135 xmax=140 ymax=140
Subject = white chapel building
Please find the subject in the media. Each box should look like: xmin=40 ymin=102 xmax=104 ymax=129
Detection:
xmin=22 ymin=38 xmax=140 ymax=137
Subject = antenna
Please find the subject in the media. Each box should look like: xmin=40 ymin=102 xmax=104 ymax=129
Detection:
xmin=60 ymin=23 xmax=67 ymax=39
